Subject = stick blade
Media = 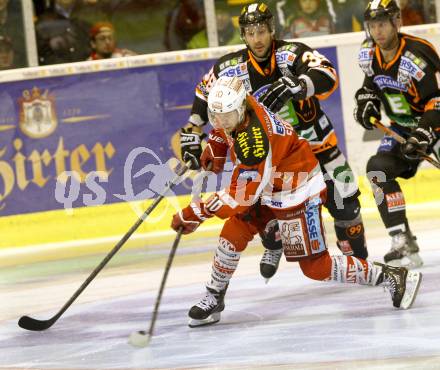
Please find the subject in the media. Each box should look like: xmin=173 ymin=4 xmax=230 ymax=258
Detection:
xmin=18 ymin=315 xmax=54 ymax=331
xmin=128 ymin=330 xmax=151 ymax=348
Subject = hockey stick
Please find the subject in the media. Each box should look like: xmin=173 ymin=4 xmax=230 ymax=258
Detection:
xmin=128 ymin=168 xmax=212 ymax=347
xmin=370 ymin=117 xmax=440 ymax=170
xmin=128 ymin=227 xmax=183 ymax=348
xmin=18 ymin=163 xmax=190 ymax=332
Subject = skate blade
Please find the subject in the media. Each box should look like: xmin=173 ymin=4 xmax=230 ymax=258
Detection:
xmin=401 ymin=253 xmax=423 ymax=269
xmin=188 ymin=312 xmax=221 ymax=328
xmin=400 ymin=271 xmax=423 ymax=309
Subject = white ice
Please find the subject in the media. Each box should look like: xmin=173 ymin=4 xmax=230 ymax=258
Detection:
xmin=1 ymin=224 xmax=440 ymax=370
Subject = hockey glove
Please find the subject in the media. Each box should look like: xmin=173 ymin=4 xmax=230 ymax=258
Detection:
xmin=180 ymin=127 xmax=207 ymax=170
xmin=171 ymin=201 xmax=213 ymax=235
xmin=200 ymin=129 xmax=228 ymax=174
xmin=354 ymin=87 xmax=381 ymax=130
xmin=401 ymin=127 xmax=435 ymax=160
xmin=260 ymin=76 xmax=307 ymax=113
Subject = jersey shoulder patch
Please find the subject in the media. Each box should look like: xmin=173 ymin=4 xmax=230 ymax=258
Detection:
xmin=401 ymin=34 xmax=440 ymax=71
xmin=234 ymin=111 xmax=269 ymax=166
xmin=358 ymin=39 xmax=375 ymax=77
xmin=216 ymin=49 xmax=248 ymax=77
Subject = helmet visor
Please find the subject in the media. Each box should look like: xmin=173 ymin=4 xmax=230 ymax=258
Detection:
xmin=208 ymin=109 xmax=240 ymax=133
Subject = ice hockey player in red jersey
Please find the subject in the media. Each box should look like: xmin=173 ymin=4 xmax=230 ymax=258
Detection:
xmin=171 ymin=75 xmax=422 ymax=327
xmin=180 ymin=2 xmax=369 ymax=281
xmin=354 ymin=0 xmax=440 ymax=268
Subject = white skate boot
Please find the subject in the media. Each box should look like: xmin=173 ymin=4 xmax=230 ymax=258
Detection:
xmin=384 ymin=231 xmax=423 ymax=269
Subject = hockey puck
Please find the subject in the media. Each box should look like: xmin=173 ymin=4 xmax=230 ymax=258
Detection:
xmin=128 ymin=330 xmax=151 ymax=348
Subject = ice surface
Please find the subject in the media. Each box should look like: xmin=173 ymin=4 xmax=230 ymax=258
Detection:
xmin=1 ymin=228 xmax=439 ymax=370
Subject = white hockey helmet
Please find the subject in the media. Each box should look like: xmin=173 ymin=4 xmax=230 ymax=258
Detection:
xmin=207 ymin=75 xmax=247 ymax=132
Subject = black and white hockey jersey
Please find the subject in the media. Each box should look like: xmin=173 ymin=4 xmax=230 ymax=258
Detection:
xmin=358 ymin=33 xmax=440 ymax=136
xmin=189 ymin=40 xmax=339 ymax=154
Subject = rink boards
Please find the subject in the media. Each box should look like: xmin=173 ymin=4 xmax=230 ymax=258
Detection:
xmin=1 ymin=25 xmax=440 ymax=252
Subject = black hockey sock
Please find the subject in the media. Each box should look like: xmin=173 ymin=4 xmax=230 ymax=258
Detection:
xmin=335 ymin=221 xmax=368 ymax=259
xmin=372 ymin=180 xmax=408 ymax=235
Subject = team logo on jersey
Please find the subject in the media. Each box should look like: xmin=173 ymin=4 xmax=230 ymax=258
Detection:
xmin=304 ymin=198 xmax=325 ymax=254
xmin=275 ymin=50 xmax=297 ymax=67
xmin=219 ymin=63 xmax=248 ymax=78
xmin=318 ymin=115 xmax=330 ymax=130
xmin=404 ymin=50 xmax=427 ymax=70
xmin=18 ymin=87 xmax=58 ymax=139
xmin=378 ymin=137 xmax=397 ymax=151
xmin=234 ymin=123 xmax=268 ymax=165
xmin=253 ymin=84 xmax=271 ymax=101
xmin=358 ymin=47 xmax=374 ymax=77
xmin=399 ymin=56 xmax=425 ymax=82
xmin=373 ymin=75 xmax=407 ymax=91
xmin=384 ymin=93 xmax=413 ymax=119
xmin=386 ymin=192 xmax=405 ymax=213
xmin=280 ymin=218 xmax=307 ymax=258
xmin=299 ymin=126 xmax=318 ymax=141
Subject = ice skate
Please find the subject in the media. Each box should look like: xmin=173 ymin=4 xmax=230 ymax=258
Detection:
xmin=260 ymin=248 xmax=282 ymax=283
xmin=376 ymin=263 xmax=422 ymax=309
xmin=188 ymin=287 xmax=226 ymax=328
xmin=384 ymin=231 xmax=423 ymax=269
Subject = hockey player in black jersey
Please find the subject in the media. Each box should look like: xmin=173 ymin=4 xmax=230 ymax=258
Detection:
xmin=354 ymin=0 xmax=440 ymax=268
xmin=179 ymin=2 xmax=369 ymax=282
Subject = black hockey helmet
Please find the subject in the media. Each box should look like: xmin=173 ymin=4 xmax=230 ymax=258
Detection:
xmin=238 ymin=2 xmax=275 ymax=37
xmin=364 ymin=0 xmax=400 ymax=22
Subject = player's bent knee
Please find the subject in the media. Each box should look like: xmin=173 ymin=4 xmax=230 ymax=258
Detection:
xmin=299 ymin=252 xmax=332 ymax=281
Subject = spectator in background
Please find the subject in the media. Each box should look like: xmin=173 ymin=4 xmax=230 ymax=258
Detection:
xmin=187 ymin=8 xmax=242 ymax=49
xmin=87 ymin=21 xmax=136 ymax=59
xmin=399 ymin=0 xmax=425 ymax=26
xmin=326 ymin=0 xmax=366 ymax=33
xmin=1 ymin=0 xmax=26 ymax=68
xmin=283 ymin=0 xmax=333 ymax=39
xmin=0 ymin=34 xmax=13 ymax=69
xmin=35 ymin=0 xmax=91 ymax=65
xmin=0 ymin=0 xmax=8 ymax=25
xmin=164 ymin=0 xmax=205 ymax=51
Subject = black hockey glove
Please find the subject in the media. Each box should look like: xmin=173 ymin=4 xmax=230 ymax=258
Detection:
xmin=260 ymin=76 xmax=307 ymax=113
xmin=401 ymin=127 xmax=435 ymax=160
xmin=180 ymin=127 xmax=206 ymax=170
xmin=354 ymin=87 xmax=381 ymax=130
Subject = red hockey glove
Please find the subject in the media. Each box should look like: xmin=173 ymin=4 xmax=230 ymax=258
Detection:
xmin=200 ymin=130 xmax=228 ymax=174
xmin=171 ymin=201 xmax=213 ymax=235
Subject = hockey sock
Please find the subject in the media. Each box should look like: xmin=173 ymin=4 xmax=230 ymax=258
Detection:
xmin=334 ymin=214 xmax=368 ymax=259
xmin=372 ymin=179 xmax=408 ymax=235
xmin=206 ymin=237 xmax=241 ymax=292
xmin=331 ymin=255 xmax=382 ymax=285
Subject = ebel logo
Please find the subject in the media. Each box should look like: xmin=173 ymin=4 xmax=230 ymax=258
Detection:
xmin=373 ymin=75 xmax=407 ymax=91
